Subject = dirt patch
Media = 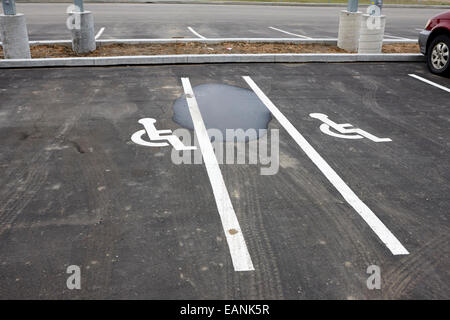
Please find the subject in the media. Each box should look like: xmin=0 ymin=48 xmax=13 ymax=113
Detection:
xmin=31 ymin=42 xmax=349 ymax=58
xmin=0 ymin=42 xmax=420 ymax=59
xmin=382 ymin=43 xmax=420 ymax=53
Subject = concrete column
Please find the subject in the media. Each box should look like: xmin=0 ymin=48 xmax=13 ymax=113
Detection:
xmin=337 ymin=10 xmax=362 ymax=52
xmin=358 ymin=14 xmax=386 ymax=54
xmin=69 ymin=11 xmax=96 ymax=54
xmin=0 ymin=13 xmax=31 ymax=59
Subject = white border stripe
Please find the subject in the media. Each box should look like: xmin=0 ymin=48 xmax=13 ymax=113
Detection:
xmin=269 ymin=27 xmax=312 ymax=39
xmin=0 ymin=38 xmax=417 ymax=46
xmin=95 ymin=27 xmax=105 ymax=40
xmin=384 ymin=34 xmax=412 ymax=40
xmin=243 ymin=76 xmax=409 ymax=256
xmin=181 ymin=77 xmax=254 ymax=272
xmin=408 ymin=74 xmax=450 ymax=93
xmin=187 ymin=27 xmax=207 ymax=39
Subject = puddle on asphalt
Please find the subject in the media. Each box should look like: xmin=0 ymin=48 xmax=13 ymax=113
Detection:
xmin=173 ymin=83 xmax=271 ymax=142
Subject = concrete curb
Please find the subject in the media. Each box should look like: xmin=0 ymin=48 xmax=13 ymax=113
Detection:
xmin=14 ymin=1 xmax=450 ymax=9
xmin=0 ymin=53 xmax=425 ymax=68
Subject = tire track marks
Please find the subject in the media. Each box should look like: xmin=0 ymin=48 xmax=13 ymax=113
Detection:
xmin=384 ymin=233 xmax=449 ymax=298
xmin=0 ymin=118 xmax=75 ymax=236
xmin=224 ymin=162 xmax=284 ymax=299
xmin=71 ymin=134 xmax=123 ymax=298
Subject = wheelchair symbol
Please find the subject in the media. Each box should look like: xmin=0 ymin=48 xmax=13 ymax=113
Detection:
xmin=131 ymin=118 xmax=196 ymax=151
xmin=309 ymin=113 xmax=392 ymax=142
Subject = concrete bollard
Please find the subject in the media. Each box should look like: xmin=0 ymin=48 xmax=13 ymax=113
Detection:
xmin=69 ymin=11 xmax=96 ymax=54
xmin=0 ymin=13 xmax=31 ymax=59
xmin=337 ymin=10 xmax=362 ymax=52
xmin=358 ymin=14 xmax=386 ymax=54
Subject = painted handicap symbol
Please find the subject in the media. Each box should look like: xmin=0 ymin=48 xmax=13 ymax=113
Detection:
xmin=131 ymin=118 xmax=196 ymax=151
xmin=309 ymin=113 xmax=392 ymax=142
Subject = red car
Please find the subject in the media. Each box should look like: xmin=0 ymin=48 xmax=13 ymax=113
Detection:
xmin=419 ymin=10 xmax=450 ymax=76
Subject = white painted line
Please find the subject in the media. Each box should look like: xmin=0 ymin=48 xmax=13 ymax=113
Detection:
xmin=181 ymin=77 xmax=254 ymax=272
xmin=99 ymin=38 xmax=410 ymax=43
xmin=384 ymin=34 xmax=413 ymax=41
xmin=243 ymin=76 xmax=409 ymax=256
xmin=408 ymin=74 xmax=450 ymax=93
xmin=269 ymin=27 xmax=312 ymax=39
xmin=0 ymin=37 xmax=417 ymax=46
xmin=95 ymin=27 xmax=105 ymax=40
xmin=187 ymin=27 xmax=207 ymax=39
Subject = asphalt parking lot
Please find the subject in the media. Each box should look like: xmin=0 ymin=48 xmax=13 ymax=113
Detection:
xmin=15 ymin=3 xmax=445 ymax=40
xmin=0 ymin=61 xmax=448 ymax=299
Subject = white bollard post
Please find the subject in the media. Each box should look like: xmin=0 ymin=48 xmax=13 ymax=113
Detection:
xmin=0 ymin=13 xmax=31 ymax=59
xmin=337 ymin=10 xmax=362 ymax=52
xmin=69 ymin=11 xmax=96 ymax=54
xmin=358 ymin=14 xmax=386 ymax=54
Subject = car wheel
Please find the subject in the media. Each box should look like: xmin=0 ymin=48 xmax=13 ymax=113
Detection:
xmin=427 ymin=34 xmax=450 ymax=76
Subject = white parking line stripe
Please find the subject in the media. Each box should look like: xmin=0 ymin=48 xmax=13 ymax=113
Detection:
xmin=384 ymin=34 xmax=412 ymax=40
xmin=0 ymin=38 xmax=417 ymax=46
xmin=408 ymin=74 xmax=450 ymax=93
xmin=181 ymin=77 xmax=255 ymax=272
xmin=95 ymin=27 xmax=105 ymax=40
xmin=243 ymin=76 xmax=409 ymax=256
xmin=188 ymin=27 xmax=207 ymax=39
xmin=269 ymin=27 xmax=312 ymax=39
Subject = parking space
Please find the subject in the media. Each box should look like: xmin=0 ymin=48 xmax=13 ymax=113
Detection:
xmin=14 ymin=3 xmax=444 ymax=41
xmin=0 ymin=61 xmax=448 ymax=299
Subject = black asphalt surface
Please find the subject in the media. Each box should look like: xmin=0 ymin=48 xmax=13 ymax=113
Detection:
xmin=0 ymin=62 xmax=449 ymax=299
xmin=13 ymin=3 xmax=445 ymax=40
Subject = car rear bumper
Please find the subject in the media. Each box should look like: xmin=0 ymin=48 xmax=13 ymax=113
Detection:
xmin=419 ymin=30 xmax=431 ymax=55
